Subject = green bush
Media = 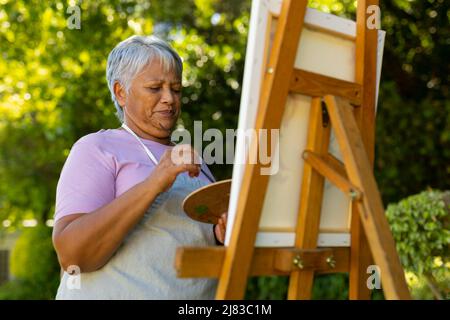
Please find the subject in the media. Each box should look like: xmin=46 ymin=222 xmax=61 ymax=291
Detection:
xmin=0 ymin=278 xmax=54 ymax=300
xmin=312 ymin=273 xmax=349 ymax=300
xmin=245 ymin=276 xmax=289 ymax=300
xmin=386 ymin=190 xmax=450 ymax=299
xmin=0 ymin=225 xmax=60 ymax=300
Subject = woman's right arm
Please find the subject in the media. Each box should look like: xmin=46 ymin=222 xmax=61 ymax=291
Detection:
xmin=53 ymin=147 xmax=200 ymax=273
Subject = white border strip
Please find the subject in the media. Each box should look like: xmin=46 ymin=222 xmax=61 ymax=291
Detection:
xmin=255 ymin=232 xmax=351 ymax=247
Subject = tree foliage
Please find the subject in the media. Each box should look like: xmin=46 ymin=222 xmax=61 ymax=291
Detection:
xmin=0 ymin=225 xmax=60 ymax=299
xmin=0 ymin=0 xmax=249 ymax=226
xmin=386 ymin=190 xmax=449 ymax=299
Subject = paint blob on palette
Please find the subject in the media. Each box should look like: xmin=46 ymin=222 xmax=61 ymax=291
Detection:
xmin=183 ymin=179 xmax=231 ymax=224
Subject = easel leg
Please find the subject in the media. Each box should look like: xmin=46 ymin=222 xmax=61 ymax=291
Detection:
xmin=324 ymin=95 xmax=411 ymax=300
xmin=350 ymin=0 xmax=379 ymax=299
xmin=349 ymin=203 xmax=373 ymax=299
xmin=288 ymin=97 xmax=331 ymax=299
xmin=349 ymin=98 xmax=373 ymax=300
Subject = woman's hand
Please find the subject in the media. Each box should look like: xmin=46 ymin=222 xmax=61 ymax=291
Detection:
xmin=147 ymin=144 xmax=201 ymax=193
xmin=214 ymin=212 xmax=227 ymax=244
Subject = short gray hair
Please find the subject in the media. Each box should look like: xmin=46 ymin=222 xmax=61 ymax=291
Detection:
xmin=106 ymin=35 xmax=183 ymax=122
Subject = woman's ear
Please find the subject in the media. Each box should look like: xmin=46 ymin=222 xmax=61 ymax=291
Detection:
xmin=113 ymin=81 xmax=127 ymax=108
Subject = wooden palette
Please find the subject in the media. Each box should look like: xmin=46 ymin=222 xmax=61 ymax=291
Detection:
xmin=183 ymin=179 xmax=231 ymax=224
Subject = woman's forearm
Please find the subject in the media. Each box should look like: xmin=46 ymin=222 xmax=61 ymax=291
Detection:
xmin=54 ymin=178 xmax=161 ymax=273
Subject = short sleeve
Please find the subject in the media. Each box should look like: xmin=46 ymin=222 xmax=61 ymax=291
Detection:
xmin=54 ymin=134 xmax=116 ymax=222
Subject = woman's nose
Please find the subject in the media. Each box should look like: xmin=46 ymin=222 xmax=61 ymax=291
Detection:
xmin=160 ymin=87 xmax=174 ymax=105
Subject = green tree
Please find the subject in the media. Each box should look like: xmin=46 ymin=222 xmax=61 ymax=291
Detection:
xmin=0 ymin=0 xmax=249 ymax=227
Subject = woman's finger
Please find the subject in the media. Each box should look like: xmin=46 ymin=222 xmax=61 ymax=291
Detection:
xmin=221 ymin=213 xmax=227 ymax=225
xmin=215 ymin=223 xmax=223 ymax=244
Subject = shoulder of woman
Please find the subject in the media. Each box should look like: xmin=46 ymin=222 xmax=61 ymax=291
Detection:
xmin=74 ymin=129 xmax=108 ymax=146
xmin=69 ymin=130 xmax=117 ymax=166
xmin=69 ymin=130 xmax=115 ymax=171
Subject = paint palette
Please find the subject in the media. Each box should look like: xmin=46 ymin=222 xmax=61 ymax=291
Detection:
xmin=182 ymin=179 xmax=231 ymax=224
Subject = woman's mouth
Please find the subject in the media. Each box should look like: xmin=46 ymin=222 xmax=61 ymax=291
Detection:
xmin=156 ymin=109 xmax=176 ymax=119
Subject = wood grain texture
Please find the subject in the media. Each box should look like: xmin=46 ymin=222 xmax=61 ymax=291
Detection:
xmin=290 ymin=69 xmax=362 ymax=105
xmin=175 ymin=247 xmax=349 ymax=277
xmin=324 ymin=153 xmax=347 ymax=178
xmin=303 ymin=150 xmax=362 ymax=200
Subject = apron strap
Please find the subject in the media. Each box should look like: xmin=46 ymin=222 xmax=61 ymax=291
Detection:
xmin=121 ymin=123 xmax=159 ymax=165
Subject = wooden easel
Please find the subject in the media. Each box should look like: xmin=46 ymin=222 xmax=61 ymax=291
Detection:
xmin=175 ymin=0 xmax=411 ymax=300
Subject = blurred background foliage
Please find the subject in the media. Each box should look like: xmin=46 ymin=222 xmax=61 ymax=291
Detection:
xmin=386 ymin=190 xmax=449 ymax=299
xmin=0 ymin=0 xmax=448 ymax=299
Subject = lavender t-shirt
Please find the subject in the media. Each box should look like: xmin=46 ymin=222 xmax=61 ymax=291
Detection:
xmin=54 ymin=128 xmax=214 ymax=222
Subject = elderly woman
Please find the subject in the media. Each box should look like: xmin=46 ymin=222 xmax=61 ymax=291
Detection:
xmin=52 ymin=35 xmax=227 ymax=299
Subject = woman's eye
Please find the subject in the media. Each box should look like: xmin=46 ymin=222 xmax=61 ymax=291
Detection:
xmin=172 ymin=88 xmax=181 ymax=93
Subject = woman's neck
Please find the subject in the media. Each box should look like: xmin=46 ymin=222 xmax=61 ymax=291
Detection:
xmin=121 ymin=121 xmax=172 ymax=145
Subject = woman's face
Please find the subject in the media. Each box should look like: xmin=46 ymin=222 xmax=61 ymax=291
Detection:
xmin=115 ymin=58 xmax=182 ymax=143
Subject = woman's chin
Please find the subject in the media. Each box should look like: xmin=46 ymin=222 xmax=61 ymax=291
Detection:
xmin=156 ymin=120 xmax=176 ymax=134
xmin=159 ymin=117 xmax=177 ymax=128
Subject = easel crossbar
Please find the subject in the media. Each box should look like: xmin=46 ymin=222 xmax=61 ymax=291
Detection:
xmin=303 ymin=150 xmax=362 ymax=200
xmin=290 ymin=69 xmax=362 ymax=105
xmin=175 ymin=247 xmax=350 ymax=278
